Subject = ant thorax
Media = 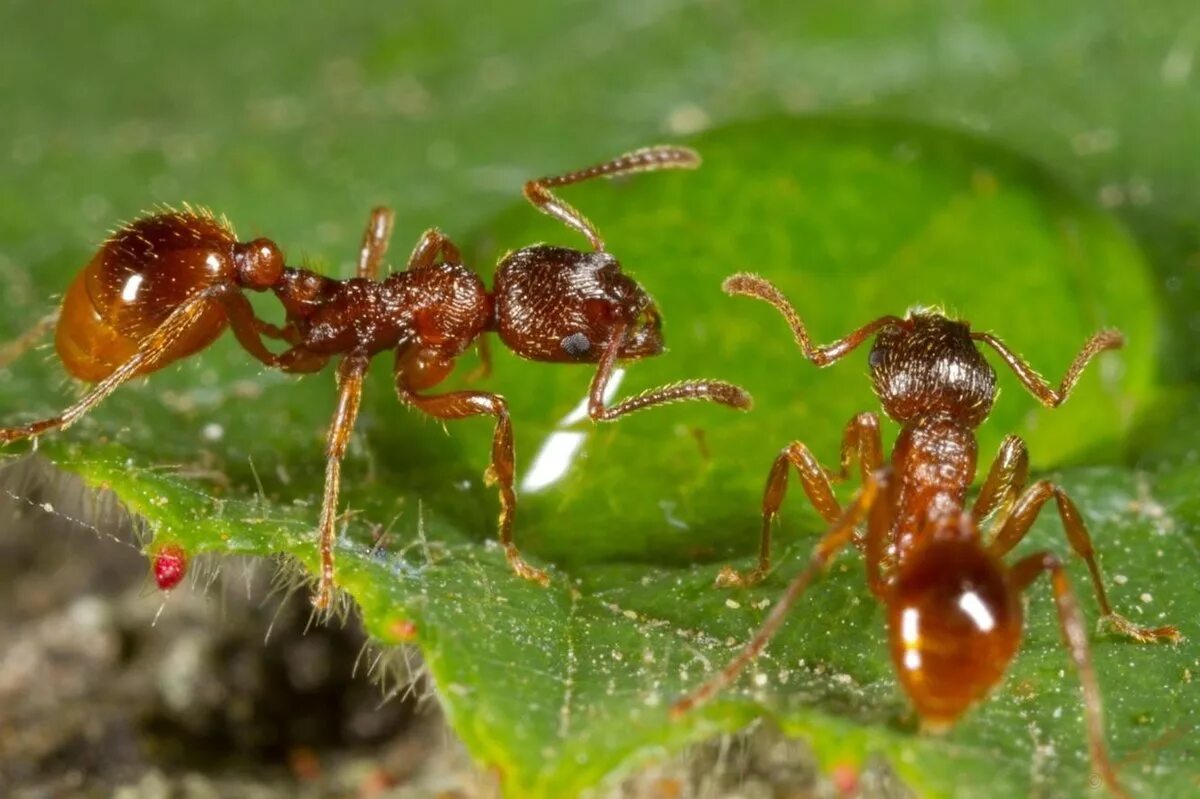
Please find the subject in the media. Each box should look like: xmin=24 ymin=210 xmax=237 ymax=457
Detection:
xmin=891 ymin=415 xmax=978 ymax=556
xmin=868 ymin=314 xmax=997 ymax=428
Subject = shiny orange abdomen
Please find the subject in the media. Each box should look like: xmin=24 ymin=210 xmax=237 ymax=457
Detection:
xmin=55 ymin=212 xmax=239 ymax=382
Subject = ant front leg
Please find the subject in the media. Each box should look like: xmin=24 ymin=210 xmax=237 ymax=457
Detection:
xmin=716 ymin=412 xmax=882 ymax=589
xmin=312 ymin=355 xmax=369 ymax=610
xmin=973 ymin=328 xmax=1123 ymax=407
xmin=524 ymin=145 xmax=700 ymax=251
xmin=671 ymin=467 xmax=893 ymax=718
xmin=463 ymin=334 xmax=492 ymax=384
xmin=394 ymin=351 xmax=549 ymax=586
xmin=988 ymin=479 xmax=1180 ymax=644
xmin=722 ymin=274 xmax=903 ymax=366
xmin=0 ymin=310 xmax=59 ymax=369
xmin=217 ymin=292 xmax=328 ymax=372
xmin=586 ymin=325 xmax=751 ymax=421
xmin=0 ymin=289 xmax=223 ymax=444
xmin=1009 ymin=551 xmax=1130 ymax=799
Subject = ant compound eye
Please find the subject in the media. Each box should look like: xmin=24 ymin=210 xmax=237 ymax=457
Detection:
xmin=561 ymin=332 xmax=592 ymax=358
xmin=868 ymin=345 xmax=886 ymax=370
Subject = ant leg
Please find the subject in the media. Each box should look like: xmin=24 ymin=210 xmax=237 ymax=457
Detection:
xmin=832 ymin=411 xmax=884 ymax=484
xmin=0 ymin=290 xmax=222 ymax=444
xmin=217 ymin=292 xmax=328 ymax=371
xmin=394 ymin=369 xmax=547 ymax=586
xmin=671 ymin=468 xmax=892 ymax=718
xmin=404 ymin=228 xmax=464 ymax=271
xmin=524 ymin=145 xmax=700 ymax=251
xmin=312 ymin=355 xmax=369 ymax=610
xmin=463 ymin=334 xmax=492 ymax=384
xmin=973 ymin=328 xmax=1123 ymax=407
xmin=357 ymin=207 xmax=396 ymax=280
xmin=216 ymin=292 xmax=290 ymax=367
xmin=973 ymin=434 xmax=1030 ymax=522
xmin=989 ymin=481 xmax=1180 ymax=643
xmin=0 ymin=310 xmax=59 ymax=369
xmin=722 ymin=274 xmax=903 ymax=366
xmin=586 ymin=327 xmax=752 ymax=421
xmin=1009 ymin=551 xmax=1129 ymax=799
xmin=255 ymin=319 xmax=305 ymax=346
xmin=715 ymin=412 xmax=881 ymax=588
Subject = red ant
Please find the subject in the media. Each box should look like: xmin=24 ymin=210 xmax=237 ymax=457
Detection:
xmin=0 ymin=146 xmax=750 ymax=609
xmin=671 ymin=274 xmax=1179 ymax=798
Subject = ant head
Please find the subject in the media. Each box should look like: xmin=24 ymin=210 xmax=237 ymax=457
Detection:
xmin=887 ymin=531 xmax=1021 ymax=728
xmin=869 ymin=314 xmax=996 ymax=427
xmin=234 ymin=238 xmax=285 ymax=290
xmin=494 ymin=245 xmax=664 ymax=363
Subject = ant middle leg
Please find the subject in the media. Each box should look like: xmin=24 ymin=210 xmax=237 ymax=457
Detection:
xmin=0 ymin=289 xmax=224 ymax=444
xmin=357 ymin=206 xmax=396 ymax=280
xmin=715 ymin=412 xmax=882 ymax=589
xmin=312 ymin=355 xmax=369 ymax=610
xmin=394 ymin=362 xmax=548 ymax=586
xmin=586 ymin=327 xmax=752 ymax=422
xmin=722 ymin=274 xmax=903 ymax=366
xmin=973 ymin=434 xmax=1030 ymax=522
xmin=988 ymin=480 xmax=1180 ymax=643
xmin=523 ymin=145 xmax=700 ymax=252
xmin=671 ymin=467 xmax=893 ymax=718
xmin=0 ymin=310 xmax=59 ymax=369
xmin=1009 ymin=551 xmax=1129 ymax=799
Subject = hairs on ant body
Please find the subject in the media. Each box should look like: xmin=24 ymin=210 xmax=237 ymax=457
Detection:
xmin=0 ymin=146 xmax=751 ymax=609
xmin=671 ymin=273 xmax=1179 ymax=799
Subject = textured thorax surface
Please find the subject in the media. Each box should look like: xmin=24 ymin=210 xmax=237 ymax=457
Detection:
xmin=280 ymin=262 xmax=489 ymax=360
xmin=892 ymin=414 xmax=978 ymax=558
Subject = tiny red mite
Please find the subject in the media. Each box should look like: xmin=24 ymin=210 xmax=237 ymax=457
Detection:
xmin=0 ymin=146 xmax=751 ymax=609
xmin=671 ymin=274 xmax=1179 ymax=799
xmin=153 ymin=544 xmax=188 ymax=591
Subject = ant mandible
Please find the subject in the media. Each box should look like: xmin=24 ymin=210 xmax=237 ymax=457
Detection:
xmin=671 ymin=274 xmax=1179 ymax=798
xmin=0 ymin=146 xmax=751 ymax=609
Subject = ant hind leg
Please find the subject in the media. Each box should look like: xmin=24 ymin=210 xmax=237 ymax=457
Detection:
xmin=0 ymin=291 xmax=221 ymax=445
xmin=988 ymin=480 xmax=1180 ymax=643
xmin=671 ymin=468 xmax=892 ymax=718
xmin=1009 ymin=551 xmax=1129 ymax=799
xmin=0 ymin=310 xmax=60 ymax=369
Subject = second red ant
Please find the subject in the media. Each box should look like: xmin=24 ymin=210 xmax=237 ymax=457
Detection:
xmin=671 ymin=273 xmax=1179 ymax=798
xmin=0 ymin=146 xmax=751 ymax=609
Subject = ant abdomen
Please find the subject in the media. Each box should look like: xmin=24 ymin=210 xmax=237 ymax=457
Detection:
xmin=887 ymin=536 xmax=1021 ymax=727
xmin=493 ymin=245 xmax=664 ymax=363
xmin=56 ymin=211 xmax=244 ymax=381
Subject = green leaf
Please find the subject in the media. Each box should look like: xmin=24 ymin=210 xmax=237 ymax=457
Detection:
xmin=4 ymin=118 xmax=1196 ymax=798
